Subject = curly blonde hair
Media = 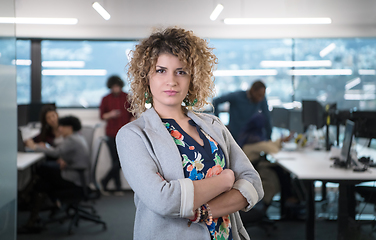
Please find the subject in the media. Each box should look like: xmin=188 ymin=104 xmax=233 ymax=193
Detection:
xmin=127 ymin=27 xmax=218 ymax=117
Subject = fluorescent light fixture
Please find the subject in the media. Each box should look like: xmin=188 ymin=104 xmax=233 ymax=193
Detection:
xmin=92 ymin=2 xmax=111 ymax=20
xmin=260 ymin=60 xmax=332 ymax=68
xmin=358 ymin=69 xmax=376 ymax=75
xmin=42 ymin=69 xmax=107 ymax=76
xmin=320 ymin=43 xmax=336 ymax=57
xmin=0 ymin=17 xmax=78 ymax=25
xmin=210 ymin=4 xmax=224 ymax=21
xmin=345 ymin=78 xmax=361 ymax=90
xmin=214 ymin=69 xmax=278 ymax=76
xmin=289 ymin=69 xmax=352 ymax=76
xmin=344 ymin=92 xmax=375 ymax=100
xmin=12 ymin=59 xmax=32 ymax=66
xmin=224 ymin=18 xmax=332 ymax=25
xmin=42 ymin=61 xmax=85 ymax=68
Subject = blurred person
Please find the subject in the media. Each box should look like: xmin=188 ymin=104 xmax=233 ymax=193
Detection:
xmin=212 ymin=80 xmax=272 ymax=143
xmin=100 ymin=75 xmax=133 ymax=193
xmin=19 ymin=116 xmax=90 ymax=233
xmin=24 ymin=105 xmax=63 ymax=150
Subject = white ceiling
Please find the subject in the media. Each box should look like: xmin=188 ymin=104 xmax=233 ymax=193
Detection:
xmin=11 ymin=0 xmax=376 ymax=39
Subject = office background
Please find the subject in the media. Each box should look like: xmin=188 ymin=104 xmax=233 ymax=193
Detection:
xmin=1 ymin=0 xmax=376 ymax=239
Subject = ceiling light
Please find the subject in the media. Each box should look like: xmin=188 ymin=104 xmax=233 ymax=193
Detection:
xmin=224 ymin=18 xmax=332 ymax=25
xmin=260 ymin=60 xmax=332 ymax=68
xmin=92 ymin=2 xmax=111 ymax=20
xmin=344 ymin=92 xmax=375 ymax=100
xmin=214 ymin=69 xmax=278 ymax=76
xmin=345 ymin=78 xmax=361 ymax=90
xmin=210 ymin=4 xmax=224 ymax=21
xmin=42 ymin=61 xmax=85 ymax=68
xmin=289 ymin=69 xmax=352 ymax=76
xmin=0 ymin=17 xmax=78 ymax=25
xmin=42 ymin=69 xmax=107 ymax=76
xmin=358 ymin=69 xmax=376 ymax=75
xmin=320 ymin=43 xmax=336 ymax=57
xmin=12 ymin=59 xmax=32 ymax=66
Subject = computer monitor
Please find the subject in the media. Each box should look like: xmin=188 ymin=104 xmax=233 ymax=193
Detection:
xmin=340 ymin=120 xmax=355 ymax=168
xmin=28 ymin=102 xmax=56 ymax=123
xmin=17 ymin=128 xmax=26 ymax=152
xmin=271 ymin=107 xmax=290 ymax=129
xmin=17 ymin=104 xmax=29 ymax=126
xmin=302 ymin=100 xmax=325 ymax=129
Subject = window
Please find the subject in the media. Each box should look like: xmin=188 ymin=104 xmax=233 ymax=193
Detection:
xmin=294 ymin=38 xmax=376 ymax=110
xmin=41 ymin=40 xmax=138 ymax=107
xmin=210 ymin=39 xmax=293 ymax=107
xmin=15 ymin=40 xmax=31 ymax=104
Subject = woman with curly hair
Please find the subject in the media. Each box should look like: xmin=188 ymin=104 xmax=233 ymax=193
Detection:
xmin=116 ymin=27 xmax=263 ymax=240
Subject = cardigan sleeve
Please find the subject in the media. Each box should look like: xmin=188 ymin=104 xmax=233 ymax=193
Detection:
xmin=116 ymin=125 xmax=195 ymax=219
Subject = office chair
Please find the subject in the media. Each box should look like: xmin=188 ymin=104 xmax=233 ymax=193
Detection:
xmin=46 ymin=127 xmax=107 ymax=234
xmin=355 ymin=184 xmax=376 ymax=234
xmin=240 ymin=200 xmax=277 ymax=236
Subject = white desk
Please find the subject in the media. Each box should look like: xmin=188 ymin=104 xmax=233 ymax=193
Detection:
xmin=17 ymin=152 xmax=45 ymax=170
xmin=272 ymin=147 xmax=376 ymax=240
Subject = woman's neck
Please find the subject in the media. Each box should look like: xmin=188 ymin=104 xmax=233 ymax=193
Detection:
xmin=154 ymin=106 xmax=187 ymax=121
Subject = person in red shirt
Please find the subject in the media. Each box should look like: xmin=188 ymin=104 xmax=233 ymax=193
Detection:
xmin=100 ymin=75 xmax=133 ymax=193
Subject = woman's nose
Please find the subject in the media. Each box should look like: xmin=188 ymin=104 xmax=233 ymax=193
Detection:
xmin=166 ymin=73 xmax=177 ymax=86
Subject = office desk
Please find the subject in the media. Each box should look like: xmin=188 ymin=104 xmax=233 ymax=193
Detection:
xmin=17 ymin=152 xmax=44 ymax=170
xmin=272 ymin=148 xmax=376 ymax=240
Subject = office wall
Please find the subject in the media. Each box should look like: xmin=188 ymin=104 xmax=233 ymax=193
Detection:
xmin=0 ymin=0 xmax=17 ymax=239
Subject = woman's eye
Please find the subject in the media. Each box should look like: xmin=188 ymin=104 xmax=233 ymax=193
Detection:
xmin=177 ymin=70 xmax=187 ymax=75
xmin=156 ymin=69 xmax=165 ymax=73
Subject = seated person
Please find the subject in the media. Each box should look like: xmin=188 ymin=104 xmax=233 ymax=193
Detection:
xmin=19 ymin=116 xmax=90 ymax=233
xmin=25 ymin=105 xmax=64 ymax=151
xmin=239 ymin=113 xmax=294 ymax=214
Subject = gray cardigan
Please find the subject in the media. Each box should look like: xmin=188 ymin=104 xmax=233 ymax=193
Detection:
xmin=116 ymin=108 xmax=264 ymax=240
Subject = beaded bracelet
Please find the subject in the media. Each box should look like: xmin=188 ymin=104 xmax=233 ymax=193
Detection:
xmin=204 ymin=203 xmax=213 ymax=225
xmin=188 ymin=207 xmax=201 ymax=227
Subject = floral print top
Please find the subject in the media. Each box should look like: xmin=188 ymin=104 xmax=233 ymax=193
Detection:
xmin=162 ymin=118 xmax=233 ymax=240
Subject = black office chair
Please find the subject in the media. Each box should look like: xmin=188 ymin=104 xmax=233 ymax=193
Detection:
xmin=355 ymin=184 xmax=376 ymax=234
xmin=46 ymin=129 xmax=108 ymax=234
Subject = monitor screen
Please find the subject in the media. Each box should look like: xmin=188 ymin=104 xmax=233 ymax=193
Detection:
xmin=17 ymin=104 xmax=29 ymax=126
xmin=302 ymin=100 xmax=325 ymax=129
xmin=28 ymin=103 xmax=55 ymax=122
xmin=340 ymin=119 xmax=355 ymax=168
xmin=271 ymin=107 xmax=290 ymax=129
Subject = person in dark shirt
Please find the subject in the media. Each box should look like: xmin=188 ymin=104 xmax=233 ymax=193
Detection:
xmin=25 ymin=105 xmax=62 ymax=149
xmin=99 ymin=75 xmax=133 ymax=193
xmin=212 ymin=80 xmax=272 ymax=143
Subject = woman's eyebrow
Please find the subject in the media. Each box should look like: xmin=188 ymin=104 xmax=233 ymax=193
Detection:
xmin=156 ymin=65 xmax=167 ymax=69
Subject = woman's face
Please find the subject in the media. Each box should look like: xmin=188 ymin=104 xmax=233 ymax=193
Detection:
xmin=45 ymin=111 xmax=59 ymax=128
xmin=148 ymin=53 xmax=191 ymax=111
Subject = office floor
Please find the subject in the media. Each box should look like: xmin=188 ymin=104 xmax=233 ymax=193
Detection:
xmin=17 ymin=190 xmax=376 ymax=240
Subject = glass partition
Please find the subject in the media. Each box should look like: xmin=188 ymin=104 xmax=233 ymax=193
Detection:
xmin=0 ymin=0 xmax=17 ymax=239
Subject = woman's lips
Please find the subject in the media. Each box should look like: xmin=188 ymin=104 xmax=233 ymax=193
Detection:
xmin=164 ymin=90 xmax=177 ymax=96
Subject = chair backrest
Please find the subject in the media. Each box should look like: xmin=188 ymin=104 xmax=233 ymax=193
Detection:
xmin=80 ymin=125 xmax=96 ymax=152
xmin=88 ymin=136 xmax=107 ymax=199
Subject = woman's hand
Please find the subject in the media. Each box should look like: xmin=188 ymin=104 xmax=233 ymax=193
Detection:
xmin=24 ymin=139 xmax=37 ymax=150
xmin=218 ymin=169 xmax=235 ymax=192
